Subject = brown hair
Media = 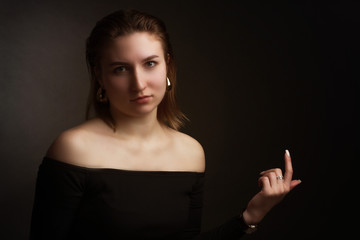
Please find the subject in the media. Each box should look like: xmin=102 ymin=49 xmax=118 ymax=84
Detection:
xmin=85 ymin=9 xmax=188 ymax=131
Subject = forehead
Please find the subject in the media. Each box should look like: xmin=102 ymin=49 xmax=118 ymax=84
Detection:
xmin=102 ymin=32 xmax=165 ymax=62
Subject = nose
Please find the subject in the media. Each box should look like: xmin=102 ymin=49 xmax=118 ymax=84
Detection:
xmin=131 ymin=68 xmax=147 ymax=92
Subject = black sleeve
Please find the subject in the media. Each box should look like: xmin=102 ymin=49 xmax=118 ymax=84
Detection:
xmin=181 ymin=175 xmax=246 ymax=240
xmin=29 ymin=159 xmax=87 ymax=240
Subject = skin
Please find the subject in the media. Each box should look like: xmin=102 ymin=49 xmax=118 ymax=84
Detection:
xmin=47 ymin=32 xmax=205 ymax=173
xmin=47 ymin=31 xmax=301 ymax=227
xmin=243 ymin=150 xmax=302 ymax=224
xmin=97 ymin=32 xmax=168 ymax=120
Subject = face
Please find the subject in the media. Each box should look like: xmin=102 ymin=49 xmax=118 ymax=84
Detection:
xmin=98 ymin=32 xmax=167 ymax=118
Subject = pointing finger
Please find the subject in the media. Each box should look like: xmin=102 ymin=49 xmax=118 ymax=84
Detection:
xmin=284 ymin=149 xmax=293 ymax=184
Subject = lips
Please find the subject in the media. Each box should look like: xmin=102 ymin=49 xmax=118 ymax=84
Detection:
xmin=130 ymin=95 xmax=153 ymax=104
xmin=130 ymin=95 xmax=151 ymax=102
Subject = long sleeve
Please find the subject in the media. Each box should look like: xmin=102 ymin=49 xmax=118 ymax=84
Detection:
xmin=30 ymin=159 xmax=87 ymax=240
xmin=180 ymin=175 xmax=246 ymax=240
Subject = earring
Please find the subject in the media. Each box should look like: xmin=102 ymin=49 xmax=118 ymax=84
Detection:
xmin=166 ymin=77 xmax=172 ymax=90
xmin=96 ymin=87 xmax=108 ymax=103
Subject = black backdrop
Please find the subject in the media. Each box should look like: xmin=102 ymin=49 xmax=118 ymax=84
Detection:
xmin=0 ymin=1 xmax=358 ymax=239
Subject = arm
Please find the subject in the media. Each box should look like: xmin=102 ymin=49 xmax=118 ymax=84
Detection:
xmin=177 ymin=135 xmax=246 ymax=239
xmin=242 ymin=150 xmax=302 ymax=225
xmin=181 ymin=150 xmax=301 ymax=240
xmin=179 ymin=175 xmax=246 ymax=240
xmin=30 ymin=129 xmax=88 ymax=239
xmin=30 ymin=158 xmax=86 ymax=239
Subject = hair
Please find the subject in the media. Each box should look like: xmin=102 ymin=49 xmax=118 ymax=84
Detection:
xmin=85 ymin=9 xmax=188 ymax=131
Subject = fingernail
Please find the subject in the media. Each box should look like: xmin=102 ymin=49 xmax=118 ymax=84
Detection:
xmin=298 ymin=179 xmax=302 ymax=183
xmin=285 ymin=149 xmax=290 ymax=157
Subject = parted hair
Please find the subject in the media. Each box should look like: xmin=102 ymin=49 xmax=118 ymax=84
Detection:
xmin=85 ymin=9 xmax=187 ymax=131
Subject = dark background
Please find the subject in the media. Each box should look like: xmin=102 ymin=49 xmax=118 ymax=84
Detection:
xmin=0 ymin=0 xmax=358 ymax=239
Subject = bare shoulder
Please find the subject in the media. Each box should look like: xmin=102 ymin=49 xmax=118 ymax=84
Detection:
xmin=46 ymin=118 xmax=104 ymax=167
xmin=168 ymin=129 xmax=206 ymax=173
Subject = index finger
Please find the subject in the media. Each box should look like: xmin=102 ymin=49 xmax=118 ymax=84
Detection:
xmin=284 ymin=149 xmax=293 ymax=184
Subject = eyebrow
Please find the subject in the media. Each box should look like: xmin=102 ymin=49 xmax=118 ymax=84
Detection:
xmin=109 ymin=55 xmax=159 ymax=66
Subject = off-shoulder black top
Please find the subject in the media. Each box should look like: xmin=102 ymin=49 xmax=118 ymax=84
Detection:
xmin=30 ymin=157 xmax=246 ymax=239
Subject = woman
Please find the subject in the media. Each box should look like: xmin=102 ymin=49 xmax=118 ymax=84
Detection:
xmin=30 ymin=9 xmax=301 ymax=240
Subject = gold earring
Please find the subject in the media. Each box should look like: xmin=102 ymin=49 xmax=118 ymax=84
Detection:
xmin=96 ymin=87 xmax=108 ymax=103
xmin=166 ymin=77 xmax=172 ymax=90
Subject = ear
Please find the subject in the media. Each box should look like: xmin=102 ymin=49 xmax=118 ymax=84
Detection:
xmin=166 ymin=53 xmax=171 ymax=65
xmin=165 ymin=53 xmax=171 ymax=75
xmin=94 ymin=66 xmax=104 ymax=87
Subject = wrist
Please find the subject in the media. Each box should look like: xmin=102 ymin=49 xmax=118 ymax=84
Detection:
xmin=242 ymin=208 xmax=264 ymax=225
xmin=238 ymin=211 xmax=258 ymax=234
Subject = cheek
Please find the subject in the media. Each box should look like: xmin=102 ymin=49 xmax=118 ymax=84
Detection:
xmin=108 ymin=78 xmax=128 ymax=89
xmin=103 ymin=77 xmax=129 ymax=99
xmin=148 ymin=69 xmax=167 ymax=91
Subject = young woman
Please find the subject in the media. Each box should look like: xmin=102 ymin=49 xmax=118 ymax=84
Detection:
xmin=30 ymin=9 xmax=301 ymax=240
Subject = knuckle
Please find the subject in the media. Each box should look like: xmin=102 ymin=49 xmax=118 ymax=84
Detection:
xmin=258 ymin=176 xmax=266 ymax=183
xmin=274 ymin=189 xmax=283 ymax=196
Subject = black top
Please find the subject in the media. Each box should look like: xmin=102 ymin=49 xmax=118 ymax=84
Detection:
xmin=30 ymin=157 xmax=246 ymax=240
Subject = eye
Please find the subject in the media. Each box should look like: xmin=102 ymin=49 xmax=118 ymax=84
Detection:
xmin=145 ymin=61 xmax=157 ymax=68
xmin=114 ymin=66 xmax=127 ymax=73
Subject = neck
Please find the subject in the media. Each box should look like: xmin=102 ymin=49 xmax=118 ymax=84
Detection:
xmin=109 ymin=107 xmax=164 ymax=140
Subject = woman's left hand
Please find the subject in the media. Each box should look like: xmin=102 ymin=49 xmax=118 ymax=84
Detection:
xmin=242 ymin=150 xmax=301 ymax=225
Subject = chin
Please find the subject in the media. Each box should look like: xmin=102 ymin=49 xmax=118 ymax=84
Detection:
xmin=125 ymin=105 xmax=158 ymax=118
xmin=111 ymin=99 xmax=161 ymax=118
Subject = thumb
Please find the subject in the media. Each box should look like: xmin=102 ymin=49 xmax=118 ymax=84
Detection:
xmin=290 ymin=179 xmax=302 ymax=190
